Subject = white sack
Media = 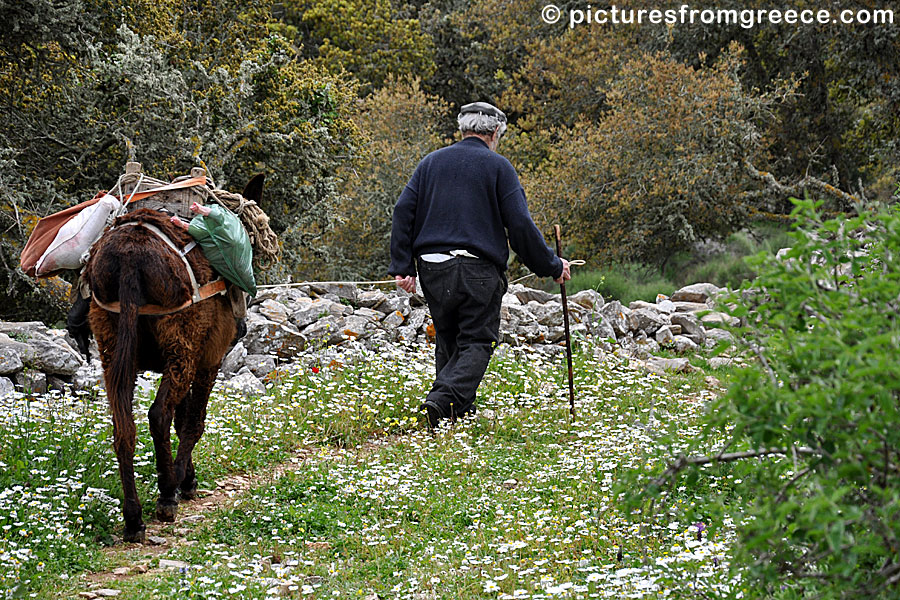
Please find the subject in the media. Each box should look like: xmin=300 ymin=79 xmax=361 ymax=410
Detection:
xmin=35 ymin=194 xmax=121 ymax=275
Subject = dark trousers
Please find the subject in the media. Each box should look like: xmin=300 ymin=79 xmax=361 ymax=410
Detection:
xmin=417 ymin=256 xmax=507 ymax=418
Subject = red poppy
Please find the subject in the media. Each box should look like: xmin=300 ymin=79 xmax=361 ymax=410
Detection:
xmin=311 ymin=366 xmax=320 ymax=374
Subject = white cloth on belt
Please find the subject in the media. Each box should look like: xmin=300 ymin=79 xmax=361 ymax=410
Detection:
xmin=420 ymin=249 xmax=479 ymax=263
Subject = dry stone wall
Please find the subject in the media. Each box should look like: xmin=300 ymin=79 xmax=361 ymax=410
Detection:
xmin=0 ymin=281 xmax=738 ymax=395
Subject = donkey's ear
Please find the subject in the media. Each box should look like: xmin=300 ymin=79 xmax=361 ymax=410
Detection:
xmin=242 ymin=174 xmax=265 ymax=202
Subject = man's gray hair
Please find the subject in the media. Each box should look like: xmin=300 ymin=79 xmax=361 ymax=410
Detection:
xmin=457 ymin=102 xmax=507 ymax=137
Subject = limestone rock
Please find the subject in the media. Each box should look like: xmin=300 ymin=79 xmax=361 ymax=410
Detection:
xmin=220 ymin=342 xmax=248 ymax=376
xmin=382 ymin=310 xmax=405 ymax=328
xmin=569 ymin=289 xmax=603 ymax=310
xmin=0 ymin=331 xmax=84 ymax=377
xmin=301 ymin=316 xmax=348 ymax=346
xmin=628 ymin=300 xmax=659 ymax=312
xmin=672 ymin=335 xmax=700 ymax=353
xmin=290 ymin=298 xmax=338 ymax=329
xmin=258 ymin=299 xmax=290 ymax=323
xmin=243 ymin=313 xmax=306 ymax=358
xmin=645 ymin=357 xmax=693 ymax=374
xmin=599 ymin=301 xmax=629 ymax=337
xmin=0 ymin=346 xmax=23 ymax=376
xmin=357 ymin=290 xmax=387 ymax=309
xmin=374 ymin=295 xmax=410 ymax=317
xmin=529 ymin=301 xmax=563 ymax=327
xmin=656 ymin=298 xmax=675 ymax=315
xmin=15 ymin=371 xmax=48 ymax=394
xmin=704 ymin=328 xmax=736 ymax=348
xmin=671 ymin=283 xmax=721 ymax=304
xmin=629 ymin=308 xmax=666 ymax=335
xmin=341 ymin=315 xmax=377 ymax=340
xmin=587 ymin=316 xmax=617 ymax=343
xmin=0 ymin=377 xmax=14 ymax=397
xmin=634 ymin=334 xmax=660 ymax=356
xmin=406 ymin=308 xmax=428 ymax=331
xmin=510 ymin=284 xmax=555 ymax=305
xmin=670 ymin=312 xmax=707 ymax=345
xmin=244 ymin=354 xmax=276 ymax=379
xmin=673 ymin=301 xmax=711 ymax=313
xmin=619 ymin=334 xmax=649 ymax=359
xmin=700 ymin=311 xmax=740 ymax=327
xmin=709 ymin=357 xmax=737 ymax=369
xmin=308 ymin=282 xmax=358 ymax=305
xmin=501 ymin=292 xmax=522 ymax=306
xmin=224 ymin=371 xmax=266 ymax=396
xmin=353 ymin=307 xmax=384 ymax=323
xmin=396 ymin=325 xmax=417 ymax=342
xmin=655 ymin=325 xmax=675 ymax=347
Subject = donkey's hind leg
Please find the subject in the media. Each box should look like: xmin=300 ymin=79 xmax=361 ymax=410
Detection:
xmin=148 ymin=358 xmax=195 ymax=522
xmin=174 ymin=365 xmax=216 ymax=500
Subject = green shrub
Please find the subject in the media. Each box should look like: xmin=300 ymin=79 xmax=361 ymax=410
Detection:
xmin=567 ymin=264 xmax=675 ymax=304
xmin=624 ymin=197 xmax=900 ymax=598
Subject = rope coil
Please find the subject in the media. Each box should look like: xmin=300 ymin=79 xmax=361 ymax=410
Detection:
xmin=111 ymin=171 xmax=281 ymax=271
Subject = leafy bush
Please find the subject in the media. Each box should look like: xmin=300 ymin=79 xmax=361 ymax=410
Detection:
xmin=662 ymin=225 xmax=794 ymax=289
xmin=526 ymin=46 xmax=781 ymax=268
xmin=317 ymin=78 xmax=448 ymax=281
xmin=626 ymin=197 xmax=900 ymax=598
xmin=567 ymin=265 xmax=675 ymax=305
xmin=281 ymin=0 xmax=435 ymax=94
xmin=0 ymin=0 xmax=362 ymax=316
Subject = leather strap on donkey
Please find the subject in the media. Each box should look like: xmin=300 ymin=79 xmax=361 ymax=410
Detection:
xmin=92 ymin=222 xmax=226 ymax=316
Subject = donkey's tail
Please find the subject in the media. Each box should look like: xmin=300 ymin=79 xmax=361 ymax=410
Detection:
xmin=106 ymin=264 xmax=143 ymax=439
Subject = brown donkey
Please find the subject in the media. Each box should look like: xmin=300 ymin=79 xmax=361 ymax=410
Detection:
xmin=86 ymin=176 xmax=264 ymax=543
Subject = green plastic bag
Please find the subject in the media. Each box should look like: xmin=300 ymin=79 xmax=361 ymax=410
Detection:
xmin=188 ymin=204 xmax=257 ymax=296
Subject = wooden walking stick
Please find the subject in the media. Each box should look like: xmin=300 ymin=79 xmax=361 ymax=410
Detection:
xmin=554 ymin=225 xmax=575 ymax=419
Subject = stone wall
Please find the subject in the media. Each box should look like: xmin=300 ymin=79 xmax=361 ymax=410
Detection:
xmin=0 ymin=281 xmax=739 ymax=396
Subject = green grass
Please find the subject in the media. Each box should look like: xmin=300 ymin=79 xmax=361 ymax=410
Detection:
xmin=567 ymin=264 xmax=676 ymax=305
xmin=563 ymin=223 xmax=792 ymax=303
xmin=2 ymin=340 xmax=740 ymax=599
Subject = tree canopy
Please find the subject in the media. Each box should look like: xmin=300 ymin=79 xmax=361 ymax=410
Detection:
xmin=1 ymin=0 xmax=897 ymax=314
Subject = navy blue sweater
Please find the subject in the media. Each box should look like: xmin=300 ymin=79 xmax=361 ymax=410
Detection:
xmin=389 ymin=137 xmax=563 ymax=279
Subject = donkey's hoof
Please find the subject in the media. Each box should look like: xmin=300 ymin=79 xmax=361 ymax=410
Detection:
xmin=123 ymin=525 xmax=146 ymax=544
xmin=156 ymin=500 xmax=178 ymax=522
xmin=178 ymin=480 xmax=199 ymax=502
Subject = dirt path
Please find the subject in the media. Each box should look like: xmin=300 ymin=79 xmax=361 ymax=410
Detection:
xmin=77 ymin=446 xmax=328 ymax=595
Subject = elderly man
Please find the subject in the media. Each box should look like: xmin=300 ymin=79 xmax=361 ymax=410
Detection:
xmin=389 ymin=101 xmax=571 ymax=429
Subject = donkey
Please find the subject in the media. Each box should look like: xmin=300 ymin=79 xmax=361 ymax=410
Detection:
xmin=85 ymin=175 xmax=264 ymax=543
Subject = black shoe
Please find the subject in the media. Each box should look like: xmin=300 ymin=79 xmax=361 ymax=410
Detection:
xmin=457 ymin=402 xmax=477 ymax=418
xmin=419 ymin=401 xmax=444 ymax=431
xmin=456 ymin=400 xmax=478 ymax=419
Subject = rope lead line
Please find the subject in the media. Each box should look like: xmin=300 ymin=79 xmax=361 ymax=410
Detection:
xmin=257 ymin=260 xmax=586 ymax=289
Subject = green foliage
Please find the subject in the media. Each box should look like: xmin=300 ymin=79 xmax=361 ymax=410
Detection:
xmin=651 ymin=0 xmax=900 ymax=203
xmin=527 ymin=47 xmax=779 ymax=268
xmin=625 ymin=197 xmax=900 ymax=598
xmin=0 ymin=0 xmax=361 ymax=312
xmin=281 ymin=0 xmax=434 ymax=94
xmin=319 ymin=78 xmax=448 ymax=280
xmin=659 ymin=224 xmax=794 ymax=290
xmin=567 ymin=264 xmax=675 ymax=305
